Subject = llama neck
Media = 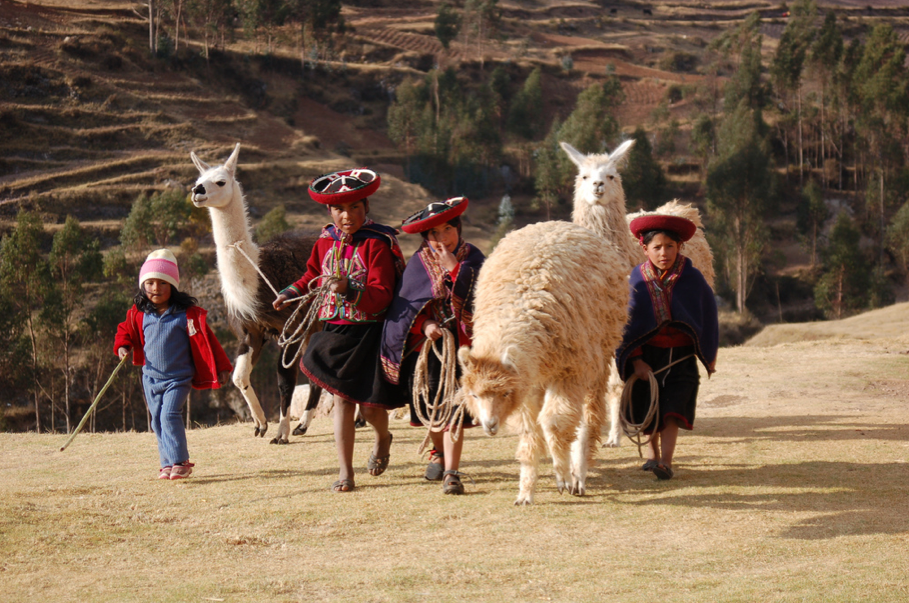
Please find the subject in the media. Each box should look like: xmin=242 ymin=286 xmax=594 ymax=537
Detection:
xmin=209 ymin=187 xmax=261 ymax=319
xmin=572 ymin=196 xmax=641 ymax=269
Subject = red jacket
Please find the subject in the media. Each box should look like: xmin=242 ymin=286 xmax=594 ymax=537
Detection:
xmin=114 ymin=305 xmax=233 ymax=390
xmin=284 ymin=237 xmax=397 ymax=323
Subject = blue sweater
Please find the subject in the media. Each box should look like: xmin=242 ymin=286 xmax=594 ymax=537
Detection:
xmin=142 ymin=307 xmax=194 ymax=380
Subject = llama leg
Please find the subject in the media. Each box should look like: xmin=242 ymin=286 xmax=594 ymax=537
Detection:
xmin=539 ymin=383 xmax=582 ymax=495
xmin=571 ymin=379 xmax=607 ymax=496
xmin=603 ymin=365 xmax=624 ymax=447
xmin=515 ymin=388 xmax=545 ymax=506
xmin=271 ymin=360 xmax=297 ymax=445
xmin=232 ymin=338 xmax=268 ymax=437
xmin=293 ymin=382 xmax=323 ymax=436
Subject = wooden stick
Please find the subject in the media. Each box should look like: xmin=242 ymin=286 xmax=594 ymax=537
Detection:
xmin=60 ymin=354 xmax=130 ymax=452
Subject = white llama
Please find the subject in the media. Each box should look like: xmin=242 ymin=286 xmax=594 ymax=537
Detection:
xmin=190 ymin=143 xmax=323 ymax=444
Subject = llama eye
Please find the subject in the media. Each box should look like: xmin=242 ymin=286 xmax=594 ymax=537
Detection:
xmin=607 ymin=175 xmax=614 ymax=181
xmin=582 ymin=175 xmax=588 ymax=180
xmin=216 ymin=180 xmax=226 ymax=187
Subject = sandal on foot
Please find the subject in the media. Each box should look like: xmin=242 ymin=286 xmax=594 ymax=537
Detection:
xmin=653 ymin=463 xmax=674 ymax=480
xmin=425 ymin=450 xmax=444 ymax=481
xmin=641 ymin=459 xmax=659 ymax=472
xmin=367 ymin=433 xmax=393 ymax=476
xmin=442 ymin=470 xmax=465 ymax=495
xmin=331 ymin=478 xmax=355 ymax=493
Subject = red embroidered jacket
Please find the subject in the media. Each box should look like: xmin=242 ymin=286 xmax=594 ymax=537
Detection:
xmin=113 ymin=305 xmax=233 ymax=390
xmin=284 ymin=237 xmax=398 ymax=323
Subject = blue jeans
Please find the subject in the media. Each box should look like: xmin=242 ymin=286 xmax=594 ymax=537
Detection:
xmin=142 ymin=374 xmax=193 ymax=468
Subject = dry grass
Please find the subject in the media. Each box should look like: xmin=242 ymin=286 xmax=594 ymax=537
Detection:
xmin=748 ymin=302 xmax=909 ymax=347
xmin=3 ymin=335 xmax=909 ymax=602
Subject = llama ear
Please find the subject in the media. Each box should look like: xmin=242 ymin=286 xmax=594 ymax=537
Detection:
xmin=500 ymin=345 xmax=517 ymax=369
xmin=457 ymin=346 xmax=474 ymax=370
xmin=607 ymin=139 xmax=635 ymax=170
xmin=559 ymin=142 xmax=586 ymax=168
xmin=224 ymin=143 xmax=241 ymax=175
xmin=190 ymin=151 xmax=210 ymax=175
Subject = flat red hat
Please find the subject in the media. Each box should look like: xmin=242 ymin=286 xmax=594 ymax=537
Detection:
xmin=629 ymin=214 xmax=697 ymax=242
xmin=308 ymin=168 xmax=380 ymax=205
xmin=401 ymin=197 xmax=469 ymax=234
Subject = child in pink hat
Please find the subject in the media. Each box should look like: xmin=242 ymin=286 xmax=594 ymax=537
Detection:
xmin=114 ymin=249 xmax=233 ymax=480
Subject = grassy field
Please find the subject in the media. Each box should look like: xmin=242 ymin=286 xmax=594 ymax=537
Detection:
xmin=3 ymin=330 xmax=909 ymax=602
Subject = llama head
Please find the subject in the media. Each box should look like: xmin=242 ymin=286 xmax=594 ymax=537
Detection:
xmin=458 ymin=347 xmax=521 ymax=437
xmin=190 ymin=143 xmax=242 ymax=210
xmin=560 ymin=139 xmax=634 ymax=209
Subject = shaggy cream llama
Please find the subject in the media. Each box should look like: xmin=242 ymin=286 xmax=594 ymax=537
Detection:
xmin=458 ymin=221 xmax=629 ymax=505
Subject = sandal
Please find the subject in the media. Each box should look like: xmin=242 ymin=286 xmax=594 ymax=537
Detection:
xmin=442 ymin=470 xmax=465 ymax=495
xmin=653 ymin=463 xmax=674 ymax=481
xmin=425 ymin=449 xmax=444 ymax=481
xmin=641 ymin=459 xmax=659 ymax=472
xmin=367 ymin=433 xmax=393 ymax=476
xmin=331 ymin=478 xmax=355 ymax=492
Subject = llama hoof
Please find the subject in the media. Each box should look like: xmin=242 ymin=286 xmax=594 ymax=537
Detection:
xmin=556 ymin=480 xmax=567 ymax=495
xmin=255 ymin=424 xmax=268 ymax=437
xmin=292 ymin=424 xmax=308 ymax=436
xmin=269 ymin=437 xmax=289 ymax=445
xmin=569 ymin=481 xmax=586 ymax=496
xmin=514 ymin=496 xmax=534 ymax=506
xmin=354 ymin=417 xmax=367 ymax=429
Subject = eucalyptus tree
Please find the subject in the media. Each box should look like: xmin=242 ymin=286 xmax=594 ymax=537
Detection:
xmin=770 ymin=0 xmax=817 ymax=185
xmin=0 ymin=211 xmax=49 ymax=432
xmin=808 ymin=11 xmax=843 ymax=188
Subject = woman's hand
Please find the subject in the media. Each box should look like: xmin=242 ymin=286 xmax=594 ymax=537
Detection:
xmin=632 ymin=357 xmax=652 ymax=381
xmin=429 ymin=241 xmax=459 ymax=272
xmin=117 ymin=347 xmax=129 ymax=360
xmin=273 ymin=293 xmax=290 ymax=311
xmin=329 ymin=277 xmax=349 ymax=295
xmin=423 ymin=320 xmax=443 ymax=341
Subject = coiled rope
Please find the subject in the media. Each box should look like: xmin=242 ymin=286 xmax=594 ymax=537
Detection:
xmin=228 ymin=240 xmax=340 ymax=370
xmin=619 ymin=353 xmax=694 ymax=457
xmin=411 ymin=328 xmax=466 ymax=454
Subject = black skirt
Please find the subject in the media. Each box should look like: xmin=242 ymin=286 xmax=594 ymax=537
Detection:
xmin=301 ymin=322 xmax=403 ymax=409
xmin=398 ymin=343 xmax=475 ymax=430
xmin=629 ymin=344 xmax=700 ymax=433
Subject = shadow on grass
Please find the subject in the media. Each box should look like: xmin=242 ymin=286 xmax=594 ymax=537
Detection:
xmin=582 ymin=458 xmax=909 ymax=540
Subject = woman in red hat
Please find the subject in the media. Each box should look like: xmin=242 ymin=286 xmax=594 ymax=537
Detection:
xmin=616 ymin=214 xmax=718 ymax=481
xmin=380 ymin=197 xmax=485 ymax=495
xmin=273 ymin=168 xmax=405 ymax=493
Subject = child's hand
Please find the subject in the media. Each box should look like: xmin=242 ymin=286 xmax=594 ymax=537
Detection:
xmin=117 ymin=347 xmax=129 ymax=360
xmin=273 ymin=293 xmax=290 ymax=311
xmin=329 ymin=277 xmax=349 ymax=295
xmin=430 ymin=241 xmax=459 ymax=272
xmin=632 ymin=358 xmax=652 ymax=381
xmin=423 ymin=320 xmax=443 ymax=341
xmin=708 ymin=360 xmax=717 ymax=376
xmin=218 ymin=370 xmax=231 ymax=386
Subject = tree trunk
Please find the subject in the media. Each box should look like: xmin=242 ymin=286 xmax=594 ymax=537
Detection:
xmin=797 ymin=81 xmax=804 ymax=187
xmin=148 ymin=0 xmax=156 ymax=53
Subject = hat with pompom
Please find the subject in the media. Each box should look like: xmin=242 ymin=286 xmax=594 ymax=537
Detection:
xmin=139 ymin=249 xmax=180 ymax=289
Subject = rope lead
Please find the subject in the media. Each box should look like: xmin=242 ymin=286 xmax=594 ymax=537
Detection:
xmin=619 ymin=353 xmax=694 ymax=458
xmin=412 ymin=328 xmax=465 ymax=454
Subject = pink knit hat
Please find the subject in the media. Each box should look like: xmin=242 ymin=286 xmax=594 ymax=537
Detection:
xmin=139 ymin=249 xmax=180 ymax=289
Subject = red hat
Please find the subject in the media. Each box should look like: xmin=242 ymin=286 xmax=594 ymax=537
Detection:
xmin=401 ymin=197 xmax=469 ymax=234
xmin=629 ymin=214 xmax=697 ymax=242
xmin=308 ymin=168 xmax=381 ymax=205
